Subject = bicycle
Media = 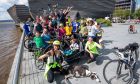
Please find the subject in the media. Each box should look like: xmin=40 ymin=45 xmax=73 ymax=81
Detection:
xmin=33 ymin=41 xmax=53 ymax=70
xmin=103 ymin=43 xmax=139 ymax=84
xmin=23 ymin=34 xmax=35 ymax=50
xmin=128 ymin=28 xmax=137 ymax=34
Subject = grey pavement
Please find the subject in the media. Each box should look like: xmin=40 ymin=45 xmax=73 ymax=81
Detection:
xmin=19 ymin=23 xmax=140 ymax=84
xmin=59 ymin=23 xmax=140 ymax=84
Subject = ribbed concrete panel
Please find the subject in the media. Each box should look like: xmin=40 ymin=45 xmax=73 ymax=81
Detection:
xmin=29 ymin=0 xmax=115 ymax=18
xmin=7 ymin=5 xmax=31 ymax=23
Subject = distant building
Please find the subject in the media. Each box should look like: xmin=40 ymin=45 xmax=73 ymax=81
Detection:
xmin=28 ymin=0 xmax=116 ymax=18
xmin=7 ymin=5 xmax=31 ymax=23
xmin=115 ymin=0 xmax=136 ymax=13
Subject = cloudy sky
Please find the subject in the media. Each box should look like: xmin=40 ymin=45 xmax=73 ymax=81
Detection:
xmin=0 ymin=0 xmax=28 ymax=20
xmin=0 ymin=0 xmax=140 ymax=20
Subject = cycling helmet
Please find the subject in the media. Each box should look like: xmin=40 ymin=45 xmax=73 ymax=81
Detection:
xmin=53 ymin=40 xmax=60 ymax=45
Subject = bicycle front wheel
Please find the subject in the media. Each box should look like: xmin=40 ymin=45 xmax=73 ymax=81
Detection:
xmin=103 ymin=60 xmax=133 ymax=84
xmin=24 ymin=39 xmax=29 ymax=49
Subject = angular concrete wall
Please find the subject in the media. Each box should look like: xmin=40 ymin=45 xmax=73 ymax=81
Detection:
xmin=29 ymin=0 xmax=115 ymax=18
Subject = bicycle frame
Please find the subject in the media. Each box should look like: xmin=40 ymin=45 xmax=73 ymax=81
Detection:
xmin=114 ymin=48 xmax=138 ymax=78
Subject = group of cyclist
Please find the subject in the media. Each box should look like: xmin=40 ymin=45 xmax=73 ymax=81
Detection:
xmin=23 ymin=6 xmax=104 ymax=83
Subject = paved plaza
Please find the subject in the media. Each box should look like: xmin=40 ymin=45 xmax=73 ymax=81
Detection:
xmin=19 ymin=23 xmax=140 ymax=84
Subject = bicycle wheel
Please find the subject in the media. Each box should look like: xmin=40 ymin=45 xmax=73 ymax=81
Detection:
xmin=34 ymin=49 xmax=44 ymax=70
xmin=131 ymin=49 xmax=139 ymax=70
xmin=43 ymin=44 xmax=53 ymax=54
xmin=24 ymin=39 xmax=29 ymax=49
xmin=103 ymin=60 xmax=133 ymax=84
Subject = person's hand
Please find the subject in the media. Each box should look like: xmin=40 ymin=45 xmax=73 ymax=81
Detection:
xmin=38 ymin=56 xmax=44 ymax=61
xmin=90 ymin=52 xmax=93 ymax=57
xmin=99 ymin=39 xmax=103 ymax=44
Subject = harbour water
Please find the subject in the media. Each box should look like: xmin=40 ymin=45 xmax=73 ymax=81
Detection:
xmin=0 ymin=22 xmax=21 ymax=84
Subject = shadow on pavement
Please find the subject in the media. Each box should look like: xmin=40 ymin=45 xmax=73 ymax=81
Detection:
xmin=96 ymin=55 xmax=112 ymax=65
xmin=102 ymin=40 xmax=113 ymax=46
xmin=132 ymin=60 xmax=140 ymax=84
xmin=54 ymin=40 xmax=115 ymax=84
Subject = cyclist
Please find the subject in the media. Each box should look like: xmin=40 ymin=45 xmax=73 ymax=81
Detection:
xmin=34 ymin=22 xmax=43 ymax=33
xmin=85 ymin=37 xmax=102 ymax=63
xmin=38 ymin=40 xmax=64 ymax=83
xmin=95 ymin=23 xmax=104 ymax=44
xmin=79 ymin=22 xmax=88 ymax=37
xmin=41 ymin=28 xmax=51 ymax=46
xmin=34 ymin=32 xmax=45 ymax=48
xmin=58 ymin=23 xmax=66 ymax=40
xmin=129 ymin=25 xmax=136 ymax=33
xmin=70 ymin=36 xmax=79 ymax=51
xmin=65 ymin=22 xmax=73 ymax=38
xmin=23 ymin=22 xmax=32 ymax=38
xmin=72 ymin=19 xmax=79 ymax=33
xmin=86 ymin=20 xmax=97 ymax=42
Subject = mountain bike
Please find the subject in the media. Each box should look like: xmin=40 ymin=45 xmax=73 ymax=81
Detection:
xmin=103 ymin=43 xmax=139 ymax=84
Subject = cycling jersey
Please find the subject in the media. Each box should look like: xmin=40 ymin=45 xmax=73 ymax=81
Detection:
xmin=79 ymin=25 xmax=88 ymax=36
xmin=58 ymin=28 xmax=66 ymax=40
xmin=65 ymin=26 xmax=72 ymax=36
xmin=23 ymin=23 xmax=30 ymax=36
xmin=87 ymin=25 xmax=97 ymax=37
xmin=33 ymin=36 xmax=45 ymax=48
xmin=85 ymin=41 xmax=100 ymax=54
xmin=42 ymin=34 xmax=51 ymax=41
xmin=70 ymin=43 xmax=79 ymax=51
xmin=72 ymin=21 xmax=78 ymax=33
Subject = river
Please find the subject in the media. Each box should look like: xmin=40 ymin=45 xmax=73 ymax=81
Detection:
xmin=0 ymin=22 xmax=21 ymax=84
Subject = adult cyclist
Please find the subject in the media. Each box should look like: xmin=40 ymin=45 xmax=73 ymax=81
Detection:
xmin=38 ymin=40 xmax=66 ymax=83
xmin=85 ymin=37 xmax=102 ymax=63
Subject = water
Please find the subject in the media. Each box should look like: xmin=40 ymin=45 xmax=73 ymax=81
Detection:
xmin=0 ymin=22 xmax=21 ymax=84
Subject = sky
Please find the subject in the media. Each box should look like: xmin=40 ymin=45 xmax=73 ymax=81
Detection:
xmin=0 ymin=0 xmax=140 ymax=20
xmin=0 ymin=0 xmax=28 ymax=20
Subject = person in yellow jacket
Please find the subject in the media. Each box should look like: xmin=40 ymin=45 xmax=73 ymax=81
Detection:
xmin=38 ymin=40 xmax=65 ymax=83
xmin=64 ymin=22 xmax=73 ymax=37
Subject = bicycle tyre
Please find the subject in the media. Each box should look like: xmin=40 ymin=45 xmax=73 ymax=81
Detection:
xmin=24 ymin=39 xmax=29 ymax=49
xmin=103 ymin=60 xmax=133 ymax=84
xmin=34 ymin=49 xmax=44 ymax=70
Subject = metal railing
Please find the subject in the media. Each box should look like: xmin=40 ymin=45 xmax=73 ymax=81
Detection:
xmin=7 ymin=29 xmax=25 ymax=84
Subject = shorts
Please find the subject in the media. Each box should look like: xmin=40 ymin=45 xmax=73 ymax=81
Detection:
xmin=92 ymin=54 xmax=98 ymax=61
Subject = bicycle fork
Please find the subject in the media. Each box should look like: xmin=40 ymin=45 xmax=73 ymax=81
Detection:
xmin=116 ymin=61 xmax=123 ymax=79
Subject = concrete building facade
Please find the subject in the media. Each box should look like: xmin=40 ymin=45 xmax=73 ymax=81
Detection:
xmin=115 ymin=0 xmax=136 ymax=13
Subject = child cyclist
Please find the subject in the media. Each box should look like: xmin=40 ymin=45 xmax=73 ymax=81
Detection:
xmin=41 ymin=28 xmax=51 ymax=46
xmin=63 ymin=36 xmax=79 ymax=62
xmin=34 ymin=32 xmax=45 ymax=48
xmin=85 ymin=37 xmax=102 ymax=63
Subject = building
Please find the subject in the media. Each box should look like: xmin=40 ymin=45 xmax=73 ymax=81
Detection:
xmin=28 ymin=0 xmax=116 ymax=18
xmin=115 ymin=0 xmax=136 ymax=13
xmin=7 ymin=5 xmax=31 ymax=23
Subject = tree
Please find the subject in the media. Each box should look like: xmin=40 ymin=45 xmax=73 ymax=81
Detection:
xmin=113 ymin=8 xmax=131 ymax=19
xmin=123 ymin=10 xmax=130 ymax=19
xmin=113 ymin=8 xmax=124 ymax=18
xmin=133 ymin=8 xmax=140 ymax=19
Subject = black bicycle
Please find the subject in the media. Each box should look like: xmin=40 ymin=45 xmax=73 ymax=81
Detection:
xmin=33 ymin=41 xmax=53 ymax=70
xmin=23 ymin=34 xmax=35 ymax=50
xmin=103 ymin=43 xmax=139 ymax=84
